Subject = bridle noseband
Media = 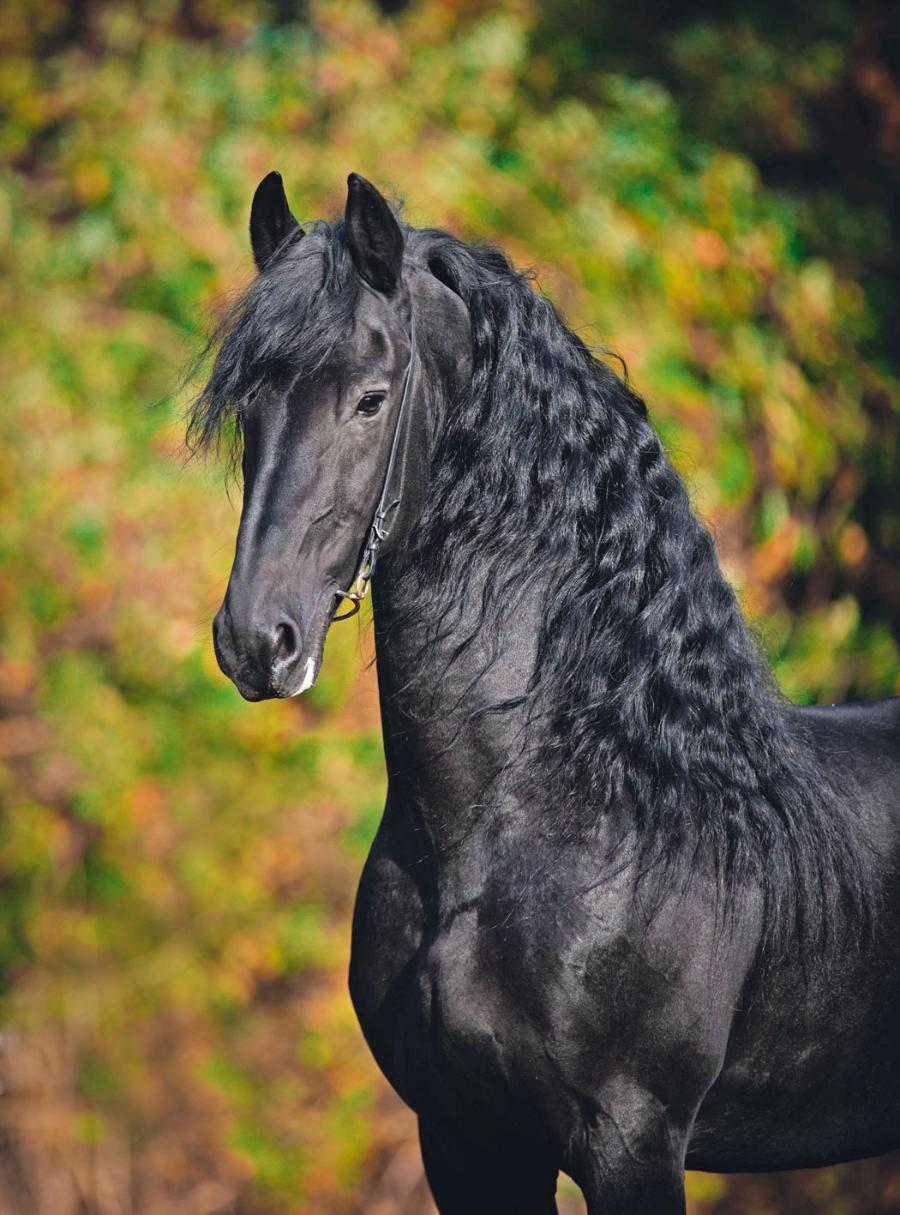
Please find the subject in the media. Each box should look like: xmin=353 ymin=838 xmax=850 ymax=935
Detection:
xmin=333 ymin=309 xmax=418 ymax=620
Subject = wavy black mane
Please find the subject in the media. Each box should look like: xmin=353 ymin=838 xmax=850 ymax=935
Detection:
xmin=396 ymin=229 xmax=870 ymax=959
xmin=192 ymin=215 xmax=870 ymax=959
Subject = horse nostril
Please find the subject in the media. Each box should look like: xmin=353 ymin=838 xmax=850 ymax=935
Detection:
xmin=273 ymin=620 xmax=299 ymax=667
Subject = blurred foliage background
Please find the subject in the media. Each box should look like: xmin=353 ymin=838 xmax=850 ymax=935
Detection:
xmin=1 ymin=0 xmax=899 ymax=1211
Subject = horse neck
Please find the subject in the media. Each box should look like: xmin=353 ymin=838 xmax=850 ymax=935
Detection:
xmin=370 ymin=564 xmax=543 ymax=864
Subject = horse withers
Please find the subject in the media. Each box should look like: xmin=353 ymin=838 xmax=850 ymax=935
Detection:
xmin=197 ymin=171 xmax=900 ymax=1214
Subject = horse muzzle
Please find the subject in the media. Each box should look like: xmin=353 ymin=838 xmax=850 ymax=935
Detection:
xmin=212 ymin=580 xmax=338 ymax=700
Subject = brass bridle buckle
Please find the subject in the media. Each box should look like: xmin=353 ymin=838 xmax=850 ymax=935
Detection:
xmin=333 ymin=571 xmax=371 ymax=620
xmin=332 ymin=497 xmax=398 ymax=621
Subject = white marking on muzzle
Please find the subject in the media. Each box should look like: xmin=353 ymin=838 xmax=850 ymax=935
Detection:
xmin=293 ymin=656 xmax=316 ymax=695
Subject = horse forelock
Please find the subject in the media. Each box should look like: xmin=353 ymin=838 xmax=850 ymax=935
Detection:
xmin=186 ymin=221 xmax=360 ymax=464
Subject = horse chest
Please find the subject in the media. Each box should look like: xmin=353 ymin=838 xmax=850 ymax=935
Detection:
xmin=351 ymin=820 xmax=739 ymax=1136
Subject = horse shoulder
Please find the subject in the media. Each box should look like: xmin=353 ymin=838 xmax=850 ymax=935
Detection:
xmin=348 ymin=805 xmax=431 ymax=1099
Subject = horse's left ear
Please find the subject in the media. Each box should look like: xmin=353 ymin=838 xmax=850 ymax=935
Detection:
xmin=250 ymin=171 xmax=301 ymax=270
xmin=345 ymin=173 xmax=404 ymax=294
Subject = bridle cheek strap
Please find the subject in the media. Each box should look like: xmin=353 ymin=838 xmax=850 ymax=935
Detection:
xmin=333 ymin=309 xmax=417 ymax=621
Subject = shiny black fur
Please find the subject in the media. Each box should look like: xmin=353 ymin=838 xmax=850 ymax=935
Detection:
xmin=196 ymin=173 xmax=900 ymax=1214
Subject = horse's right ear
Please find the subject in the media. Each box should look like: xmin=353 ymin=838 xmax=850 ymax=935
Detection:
xmin=344 ymin=173 xmax=404 ymax=294
xmin=250 ymin=171 xmax=301 ymax=270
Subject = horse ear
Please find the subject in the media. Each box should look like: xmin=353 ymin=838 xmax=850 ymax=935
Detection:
xmin=344 ymin=173 xmax=404 ymax=294
xmin=250 ymin=171 xmax=300 ymax=270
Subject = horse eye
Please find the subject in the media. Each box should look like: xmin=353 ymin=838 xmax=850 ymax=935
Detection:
xmin=357 ymin=391 xmax=385 ymax=417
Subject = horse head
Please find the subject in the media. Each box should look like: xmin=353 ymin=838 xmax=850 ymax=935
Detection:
xmin=207 ymin=172 xmax=471 ymax=699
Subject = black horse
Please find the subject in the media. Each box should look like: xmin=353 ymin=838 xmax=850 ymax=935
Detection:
xmin=196 ymin=172 xmax=900 ymax=1213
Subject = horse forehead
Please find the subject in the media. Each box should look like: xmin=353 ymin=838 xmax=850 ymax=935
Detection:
xmin=343 ymin=310 xmax=406 ymax=370
xmin=355 ymin=318 xmax=389 ymax=355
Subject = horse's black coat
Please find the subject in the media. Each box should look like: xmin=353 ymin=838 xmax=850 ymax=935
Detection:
xmin=197 ymin=173 xmax=900 ymax=1213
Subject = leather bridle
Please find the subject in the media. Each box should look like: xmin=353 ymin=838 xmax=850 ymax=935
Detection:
xmin=333 ymin=308 xmax=417 ymax=620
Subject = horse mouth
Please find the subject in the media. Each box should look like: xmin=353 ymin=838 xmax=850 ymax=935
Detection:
xmin=282 ymin=581 xmax=342 ymax=698
xmin=293 ymin=656 xmax=318 ymax=695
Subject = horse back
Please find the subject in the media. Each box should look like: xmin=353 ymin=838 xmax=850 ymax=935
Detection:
xmin=795 ymin=696 xmax=900 ymax=823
